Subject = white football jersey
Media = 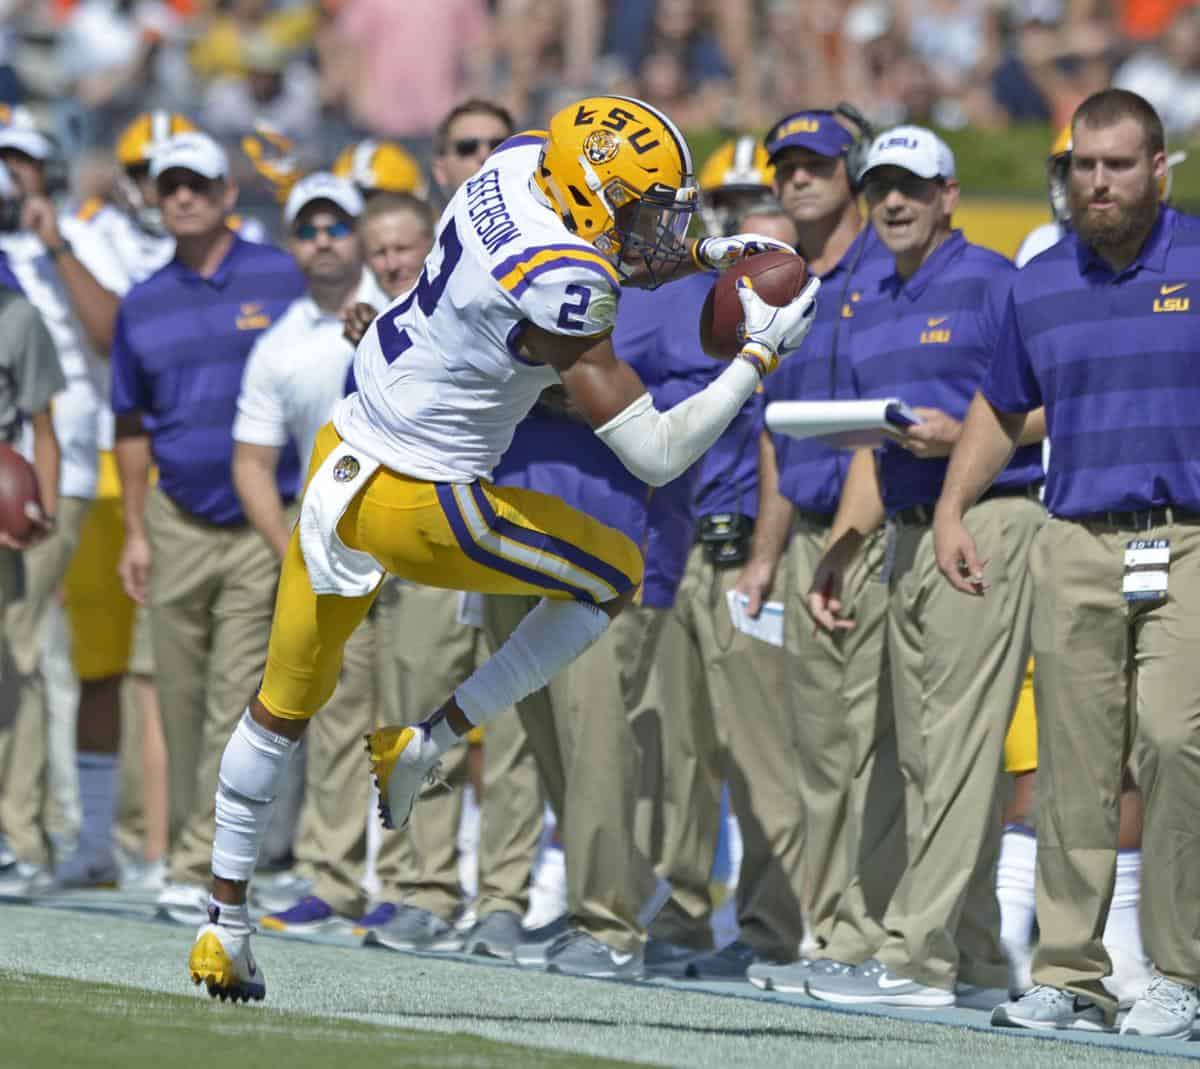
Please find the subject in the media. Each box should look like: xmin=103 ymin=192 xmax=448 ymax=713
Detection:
xmin=335 ymin=138 xmax=621 ymax=483
xmin=78 ymin=200 xmax=173 ymax=284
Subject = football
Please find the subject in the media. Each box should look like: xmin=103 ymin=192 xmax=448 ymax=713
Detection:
xmin=0 ymin=442 xmax=41 ymax=542
xmin=699 ymin=251 xmax=810 ymax=360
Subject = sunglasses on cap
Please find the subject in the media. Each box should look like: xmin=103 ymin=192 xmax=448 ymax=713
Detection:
xmin=293 ymin=219 xmax=355 ymax=241
xmin=450 ymin=137 xmax=506 ymax=158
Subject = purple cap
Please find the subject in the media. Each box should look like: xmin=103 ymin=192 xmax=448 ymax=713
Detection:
xmin=764 ymin=111 xmax=854 ymax=162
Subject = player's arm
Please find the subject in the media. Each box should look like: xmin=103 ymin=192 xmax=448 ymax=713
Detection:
xmin=735 ymin=430 xmax=793 ymax=616
xmin=622 ymin=233 xmax=799 ymax=289
xmin=233 ymin=443 xmax=290 ymax=559
xmin=12 ymin=294 xmax=63 ymax=530
xmin=115 ymin=412 xmax=152 ymax=604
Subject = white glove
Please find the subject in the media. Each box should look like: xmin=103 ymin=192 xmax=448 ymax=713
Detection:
xmin=735 ymin=275 xmax=821 ymax=376
xmin=695 ymin=233 xmax=795 ymax=271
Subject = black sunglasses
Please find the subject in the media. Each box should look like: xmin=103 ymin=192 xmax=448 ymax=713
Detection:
xmin=862 ymin=171 xmax=943 ymax=202
xmin=451 ymin=137 xmax=506 ymax=158
xmin=157 ymin=171 xmax=216 ymax=197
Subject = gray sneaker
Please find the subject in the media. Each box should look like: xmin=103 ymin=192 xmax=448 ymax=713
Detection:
xmin=1120 ymin=974 xmax=1199 ymax=1040
xmin=463 ymin=910 xmax=524 ymax=960
xmin=644 ymin=939 xmax=703 ymax=977
xmin=543 ymin=929 xmax=643 ymax=980
xmin=807 ymin=957 xmax=954 ymax=1007
xmin=684 ymin=939 xmax=770 ymax=980
xmin=366 ymin=905 xmax=464 ymax=953
xmin=991 ymin=984 xmax=1108 ymax=1031
xmin=747 ymin=956 xmax=851 ymax=994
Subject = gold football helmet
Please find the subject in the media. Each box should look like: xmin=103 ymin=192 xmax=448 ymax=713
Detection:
xmin=115 ymin=111 xmax=197 ymax=233
xmin=698 ymin=136 xmax=775 ymax=237
xmin=333 ymin=139 xmax=427 ymax=198
xmin=534 ymin=95 xmax=697 ymax=285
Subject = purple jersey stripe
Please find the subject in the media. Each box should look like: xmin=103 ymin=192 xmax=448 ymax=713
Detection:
xmin=492 ymin=243 xmax=593 ymax=283
xmin=509 ymin=256 xmax=619 ymax=300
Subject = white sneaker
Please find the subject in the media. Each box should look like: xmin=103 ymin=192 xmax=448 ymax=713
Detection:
xmin=1121 ymin=974 xmax=1199 ymax=1040
xmin=120 ymin=857 xmax=166 ymax=894
xmin=0 ymin=860 xmax=44 ymax=895
xmin=1102 ymin=945 xmax=1154 ymax=1009
xmin=156 ymin=882 xmax=209 ymax=925
xmin=188 ymin=918 xmax=266 ymax=1003
xmin=991 ymin=984 xmax=1108 ymax=1031
xmin=364 ymin=725 xmax=442 ymax=831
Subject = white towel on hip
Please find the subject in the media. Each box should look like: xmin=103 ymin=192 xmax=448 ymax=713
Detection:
xmin=299 ymin=443 xmax=386 ymax=597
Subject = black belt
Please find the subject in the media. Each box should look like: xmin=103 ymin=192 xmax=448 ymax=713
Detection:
xmin=794 ymin=508 xmax=834 ymax=529
xmin=1075 ymin=505 xmax=1200 ymax=529
xmin=893 ymin=482 xmax=1044 ymax=527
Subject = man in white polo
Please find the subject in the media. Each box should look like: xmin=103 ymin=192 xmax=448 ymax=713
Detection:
xmin=232 ymin=172 xmax=386 ymax=933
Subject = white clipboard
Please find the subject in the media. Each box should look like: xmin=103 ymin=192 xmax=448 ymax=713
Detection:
xmin=765 ymin=399 xmax=921 ymax=449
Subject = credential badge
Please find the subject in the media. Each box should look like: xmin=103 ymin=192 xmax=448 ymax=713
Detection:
xmin=584 ymin=129 xmax=619 ymax=165
xmin=332 ymin=455 xmax=360 ymax=482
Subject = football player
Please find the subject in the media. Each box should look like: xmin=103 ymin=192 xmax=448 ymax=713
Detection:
xmin=697 ymin=135 xmax=776 ymax=238
xmin=187 ymin=94 xmax=819 ymax=1002
xmin=332 ymin=139 xmax=428 ymax=200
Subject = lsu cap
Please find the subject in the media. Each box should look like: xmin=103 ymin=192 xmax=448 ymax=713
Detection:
xmin=150 ymin=131 xmax=229 ymax=181
xmin=764 ymin=111 xmax=854 ymax=162
xmin=284 ymin=171 xmax=364 ymax=225
xmin=861 ymin=125 xmax=956 ymax=181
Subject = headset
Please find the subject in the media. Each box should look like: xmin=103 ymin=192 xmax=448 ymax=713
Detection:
xmin=833 ymin=101 xmax=875 ymax=194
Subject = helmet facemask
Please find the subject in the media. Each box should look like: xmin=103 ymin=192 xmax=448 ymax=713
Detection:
xmin=605 ymin=179 xmax=696 ymax=288
xmin=116 ymin=165 xmax=166 ymax=236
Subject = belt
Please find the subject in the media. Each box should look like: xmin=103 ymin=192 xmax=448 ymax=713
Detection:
xmin=1075 ymin=505 xmax=1200 ymax=530
xmin=892 ymin=482 xmax=1044 ymax=527
xmin=793 ymin=508 xmax=834 ymax=529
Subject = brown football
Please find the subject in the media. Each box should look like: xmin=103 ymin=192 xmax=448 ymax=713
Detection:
xmin=699 ymin=251 xmax=810 ymax=360
xmin=0 ymin=442 xmax=40 ymax=542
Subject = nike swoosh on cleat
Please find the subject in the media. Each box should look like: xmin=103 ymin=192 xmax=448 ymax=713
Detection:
xmin=610 ymin=952 xmax=635 ymax=965
xmin=877 ymin=974 xmax=916 ymax=989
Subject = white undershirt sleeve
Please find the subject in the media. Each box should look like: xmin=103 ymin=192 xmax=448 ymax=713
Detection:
xmin=594 ymin=357 xmax=759 ymax=487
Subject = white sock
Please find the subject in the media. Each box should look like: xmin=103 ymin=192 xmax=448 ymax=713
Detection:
xmin=996 ymin=824 xmax=1037 ymax=960
xmin=76 ymin=752 xmax=118 ymax=858
xmin=211 ymin=711 xmax=298 ymax=883
xmin=1103 ymin=849 xmax=1147 ymax=966
xmin=453 ymin=598 xmax=608 ymax=732
xmin=207 ymin=894 xmax=252 ymax=935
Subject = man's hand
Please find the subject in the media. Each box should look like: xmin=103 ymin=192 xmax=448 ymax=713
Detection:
xmin=22 ymin=195 xmax=63 ymax=251
xmin=0 ymin=501 xmax=54 ymax=551
xmin=736 ymin=275 xmax=821 ymax=374
xmin=734 ymin=557 xmax=776 ymax=619
xmin=933 ymin=507 xmax=989 ymax=595
xmin=806 ymin=534 xmax=860 ymax=632
xmin=342 ymin=302 xmax=378 ymax=347
xmin=119 ymin=532 xmax=152 ymax=606
xmin=695 ymin=233 xmax=795 ymax=271
xmin=896 ymin=406 xmax=961 ymax=458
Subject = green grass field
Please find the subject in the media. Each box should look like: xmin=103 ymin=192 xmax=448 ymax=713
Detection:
xmin=0 ymin=970 xmax=632 ymax=1069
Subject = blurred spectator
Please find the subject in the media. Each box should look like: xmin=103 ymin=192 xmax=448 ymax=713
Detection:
xmin=1118 ymin=0 xmax=1199 ymax=42
xmin=1114 ymin=5 xmax=1200 ymax=138
xmin=189 ymin=0 xmax=317 ymax=82
xmin=200 ymin=33 xmax=320 ymax=147
xmin=322 ymin=0 xmax=492 ymax=142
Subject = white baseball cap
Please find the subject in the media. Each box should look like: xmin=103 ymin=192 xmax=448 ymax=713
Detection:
xmin=861 ymin=125 xmax=956 ymax=182
xmin=284 ymin=171 xmax=364 ymax=226
xmin=0 ymin=125 xmax=54 ymax=161
xmin=150 ymin=131 xmax=229 ymax=181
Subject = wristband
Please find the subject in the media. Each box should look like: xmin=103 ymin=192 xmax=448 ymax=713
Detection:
xmin=690 ymin=238 xmax=707 ymax=270
xmin=738 ymin=342 xmax=777 ymax=379
xmin=46 ymin=241 xmax=72 ymax=261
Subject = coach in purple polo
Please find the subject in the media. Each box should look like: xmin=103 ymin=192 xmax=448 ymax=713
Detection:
xmin=938 ymin=89 xmax=1200 ymax=1039
xmin=111 ymin=131 xmax=305 ymax=921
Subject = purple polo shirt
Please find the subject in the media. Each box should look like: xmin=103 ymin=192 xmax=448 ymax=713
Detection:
xmin=848 ymin=230 xmax=1043 ymax=516
xmin=984 ymin=206 xmax=1200 ymax=516
xmin=492 ymin=275 xmax=716 ymax=608
xmin=111 ymin=235 xmax=306 ymax=525
xmin=764 ymin=226 xmax=894 ymax=515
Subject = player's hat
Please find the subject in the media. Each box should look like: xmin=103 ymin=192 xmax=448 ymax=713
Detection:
xmin=284 ymin=171 xmax=364 ymax=225
xmin=332 ymin=139 xmax=426 ymax=197
xmin=150 ymin=131 xmax=229 ymax=181
xmin=764 ymin=111 xmax=854 ymax=162
xmin=860 ymin=125 xmax=956 ymax=181
xmin=116 ymin=111 xmax=197 ymax=169
xmin=0 ymin=104 xmax=54 ymax=161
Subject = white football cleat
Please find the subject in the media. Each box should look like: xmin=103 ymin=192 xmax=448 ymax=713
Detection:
xmin=188 ymin=919 xmax=266 ymax=1003
xmin=364 ymin=725 xmax=442 ymax=831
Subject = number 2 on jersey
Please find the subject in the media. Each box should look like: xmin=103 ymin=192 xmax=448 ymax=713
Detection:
xmin=381 ymin=220 xmax=464 ymax=365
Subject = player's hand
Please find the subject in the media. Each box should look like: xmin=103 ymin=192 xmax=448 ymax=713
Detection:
xmin=933 ymin=507 xmax=989 ymax=596
xmin=695 ymin=233 xmax=795 ymax=271
xmin=807 ymin=532 xmax=859 ymax=632
xmin=21 ymin=195 xmax=62 ymax=251
xmin=342 ymin=302 xmax=379 ymax=347
xmin=734 ymin=557 xmax=776 ymax=619
xmin=735 ymin=275 xmax=821 ymax=374
xmin=0 ymin=502 xmax=54 ymax=551
xmin=241 ymin=122 xmax=301 ymax=203
xmin=896 ymin=407 xmax=961 ymax=458
xmin=119 ymin=532 xmax=152 ymax=606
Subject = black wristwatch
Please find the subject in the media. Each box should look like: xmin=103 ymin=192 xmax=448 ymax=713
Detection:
xmin=46 ymin=240 xmax=72 ymax=261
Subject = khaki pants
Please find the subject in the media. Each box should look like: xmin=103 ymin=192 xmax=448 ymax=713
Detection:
xmin=0 ymin=497 xmax=89 ymax=864
xmin=785 ymin=519 xmax=905 ymax=964
xmin=640 ymin=543 xmax=805 ymax=959
xmin=485 ymin=595 xmax=661 ymax=955
xmin=146 ymin=488 xmax=280 ymax=886
xmin=1031 ymin=517 xmax=1200 ymax=1019
xmin=876 ymin=495 xmax=1043 ymax=990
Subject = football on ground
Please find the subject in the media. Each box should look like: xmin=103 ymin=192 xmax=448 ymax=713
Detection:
xmin=0 ymin=442 xmax=41 ymax=541
xmin=699 ymin=251 xmax=810 ymax=360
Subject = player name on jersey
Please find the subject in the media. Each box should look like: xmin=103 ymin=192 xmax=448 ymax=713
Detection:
xmin=465 ymin=168 xmax=521 ymax=255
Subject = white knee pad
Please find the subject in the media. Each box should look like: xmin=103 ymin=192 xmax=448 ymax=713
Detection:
xmin=455 ymin=598 xmax=608 ymax=725
xmin=212 ymin=711 xmax=297 ymax=882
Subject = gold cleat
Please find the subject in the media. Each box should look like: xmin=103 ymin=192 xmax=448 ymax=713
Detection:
xmin=188 ymin=925 xmax=266 ymax=1003
xmin=364 ymin=726 xmax=442 ymax=832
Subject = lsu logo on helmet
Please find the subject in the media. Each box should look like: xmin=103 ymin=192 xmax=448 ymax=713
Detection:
xmin=534 ymin=95 xmax=697 ymax=286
